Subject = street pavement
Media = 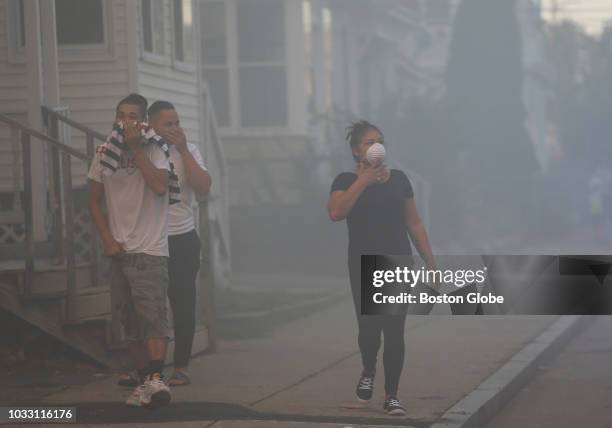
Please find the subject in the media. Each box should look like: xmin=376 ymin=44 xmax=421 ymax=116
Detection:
xmin=39 ymin=290 xmax=557 ymax=428
xmin=486 ymin=315 xmax=612 ymax=428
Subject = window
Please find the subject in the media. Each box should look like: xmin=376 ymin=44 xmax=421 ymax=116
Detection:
xmin=10 ymin=0 xmax=107 ymax=51
xmin=200 ymin=0 xmax=288 ymax=129
xmin=55 ymin=0 xmax=105 ymax=45
xmin=173 ymin=0 xmax=194 ymax=63
xmin=236 ymin=0 xmax=284 ymax=63
xmin=239 ymin=66 xmax=287 ymax=127
xmin=236 ymin=0 xmax=286 ymax=127
xmin=16 ymin=0 xmax=25 ymax=48
xmin=200 ymin=1 xmax=226 ymax=65
xmin=201 ymin=1 xmax=229 ymax=126
xmin=303 ymin=0 xmax=314 ymax=112
xmin=322 ymin=7 xmax=333 ymax=111
xmin=141 ymin=0 xmax=166 ymax=56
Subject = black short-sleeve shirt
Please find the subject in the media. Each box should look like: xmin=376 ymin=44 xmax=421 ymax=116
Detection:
xmin=330 ymin=169 xmax=414 ymax=255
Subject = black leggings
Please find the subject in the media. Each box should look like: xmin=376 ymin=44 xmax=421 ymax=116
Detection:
xmin=349 ymin=256 xmax=407 ymax=396
xmin=168 ymin=229 xmax=201 ymax=368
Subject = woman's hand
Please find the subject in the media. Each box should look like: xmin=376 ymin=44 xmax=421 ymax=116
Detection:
xmin=356 ymin=161 xmax=388 ymax=186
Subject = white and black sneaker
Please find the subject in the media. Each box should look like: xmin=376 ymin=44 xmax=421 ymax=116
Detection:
xmin=125 ymin=384 xmax=146 ymax=407
xmin=355 ymin=375 xmax=375 ymax=403
xmin=141 ymin=374 xmax=171 ymax=409
xmin=383 ymin=396 xmax=407 ymax=416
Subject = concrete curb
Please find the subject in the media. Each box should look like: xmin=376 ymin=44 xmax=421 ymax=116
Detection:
xmin=431 ymin=315 xmax=593 ymax=428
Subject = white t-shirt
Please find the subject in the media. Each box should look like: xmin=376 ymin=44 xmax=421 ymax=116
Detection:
xmin=88 ymin=144 xmax=171 ymax=256
xmin=168 ymin=143 xmax=207 ymax=236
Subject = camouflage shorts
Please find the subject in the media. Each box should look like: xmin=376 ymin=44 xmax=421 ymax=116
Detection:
xmin=110 ymin=253 xmax=170 ymax=341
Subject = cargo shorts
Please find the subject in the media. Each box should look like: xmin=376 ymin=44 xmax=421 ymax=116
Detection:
xmin=110 ymin=253 xmax=170 ymax=341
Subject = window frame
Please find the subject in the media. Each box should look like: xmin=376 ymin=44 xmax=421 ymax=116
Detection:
xmin=200 ymin=0 xmax=291 ymax=131
xmin=140 ymin=0 xmax=171 ymax=66
xmin=172 ymin=0 xmax=196 ymax=72
xmin=200 ymin=0 xmax=231 ymax=127
xmin=7 ymin=0 xmax=115 ymax=64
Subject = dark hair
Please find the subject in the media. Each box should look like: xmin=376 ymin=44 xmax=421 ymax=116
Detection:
xmin=147 ymin=100 xmax=176 ymax=119
xmin=345 ymin=120 xmax=383 ymax=162
xmin=116 ymin=93 xmax=148 ymax=120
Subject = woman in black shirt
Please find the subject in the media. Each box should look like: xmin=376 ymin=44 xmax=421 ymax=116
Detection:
xmin=328 ymin=120 xmax=436 ymax=416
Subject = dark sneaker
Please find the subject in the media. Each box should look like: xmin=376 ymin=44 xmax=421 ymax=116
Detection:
xmin=355 ymin=375 xmax=375 ymax=403
xmin=168 ymin=370 xmax=191 ymax=386
xmin=118 ymin=370 xmax=140 ymax=387
xmin=383 ymin=396 xmax=407 ymax=416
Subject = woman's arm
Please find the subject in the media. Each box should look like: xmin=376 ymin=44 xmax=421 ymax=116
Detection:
xmin=405 ymin=198 xmax=436 ymax=269
xmin=327 ymin=164 xmax=384 ymax=221
xmin=327 ymin=184 xmax=367 ymax=222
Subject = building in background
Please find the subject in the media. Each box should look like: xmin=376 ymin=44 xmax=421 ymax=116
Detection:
xmin=0 ymin=0 xmax=228 ymax=366
xmin=0 ymin=0 xmax=229 ymax=259
xmin=198 ymin=0 xmax=436 ymax=272
xmin=0 ymin=1 xmax=554 ymax=354
xmin=518 ymin=0 xmax=554 ymax=174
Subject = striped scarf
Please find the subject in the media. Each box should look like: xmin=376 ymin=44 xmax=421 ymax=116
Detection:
xmin=99 ymin=122 xmax=180 ymax=204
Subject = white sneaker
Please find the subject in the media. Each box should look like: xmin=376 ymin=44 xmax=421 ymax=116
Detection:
xmin=125 ymin=384 xmax=145 ymax=407
xmin=141 ymin=375 xmax=171 ymax=409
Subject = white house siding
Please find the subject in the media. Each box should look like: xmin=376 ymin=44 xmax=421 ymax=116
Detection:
xmin=58 ymin=0 xmax=131 ymax=187
xmin=0 ymin=0 xmax=29 ymax=191
xmin=0 ymin=0 xmax=132 ymax=191
xmin=137 ymin=0 xmax=201 ymax=153
xmin=137 ymin=63 xmax=200 ymax=146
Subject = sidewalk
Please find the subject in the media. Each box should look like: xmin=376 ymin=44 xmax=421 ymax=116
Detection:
xmin=40 ymin=288 xmax=558 ymax=427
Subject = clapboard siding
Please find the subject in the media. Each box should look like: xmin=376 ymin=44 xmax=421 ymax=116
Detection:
xmin=0 ymin=0 xmax=28 ymax=192
xmin=56 ymin=0 xmax=131 ymax=186
xmin=138 ymin=63 xmax=201 ymax=143
xmin=58 ymin=62 xmax=129 ymax=73
xmin=0 ymin=0 xmax=28 ymax=114
xmin=136 ymin=0 xmax=202 ymax=144
xmin=0 ymin=0 xmax=205 ymax=188
xmin=59 ymin=70 xmax=127 ymax=86
xmin=0 ymin=0 xmax=131 ymax=188
xmin=0 ymin=113 xmax=26 ymax=192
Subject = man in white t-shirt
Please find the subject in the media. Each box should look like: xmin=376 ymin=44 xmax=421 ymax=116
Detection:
xmin=148 ymin=101 xmax=211 ymax=386
xmin=88 ymin=94 xmax=172 ymax=408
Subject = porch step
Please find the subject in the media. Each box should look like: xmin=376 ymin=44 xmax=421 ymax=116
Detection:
xmin=0 ymin=280 xmax=211 ymax=368
xmin=0 ymin=257 xmax=89 ymax=273
xmin=71 ymin=285 xmax=110 ymax=320
xmin=0 ymin=258 xmax=98 ymax=297
xmin=26 ymin=290 xmax=67 ymax=301
xmin=0 ymin=281 xmax=126 ymax=368
xmin=35 ymin=285 xmax=111 ymax=322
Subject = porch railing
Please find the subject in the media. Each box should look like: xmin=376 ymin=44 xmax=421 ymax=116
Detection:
xmin=0 ymin=111 xmax=90 ymax=323
xmin=41 ymin=106 xmax=106 ymax=292
xmin=197 ymin=82 xmax=231 ymax=350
